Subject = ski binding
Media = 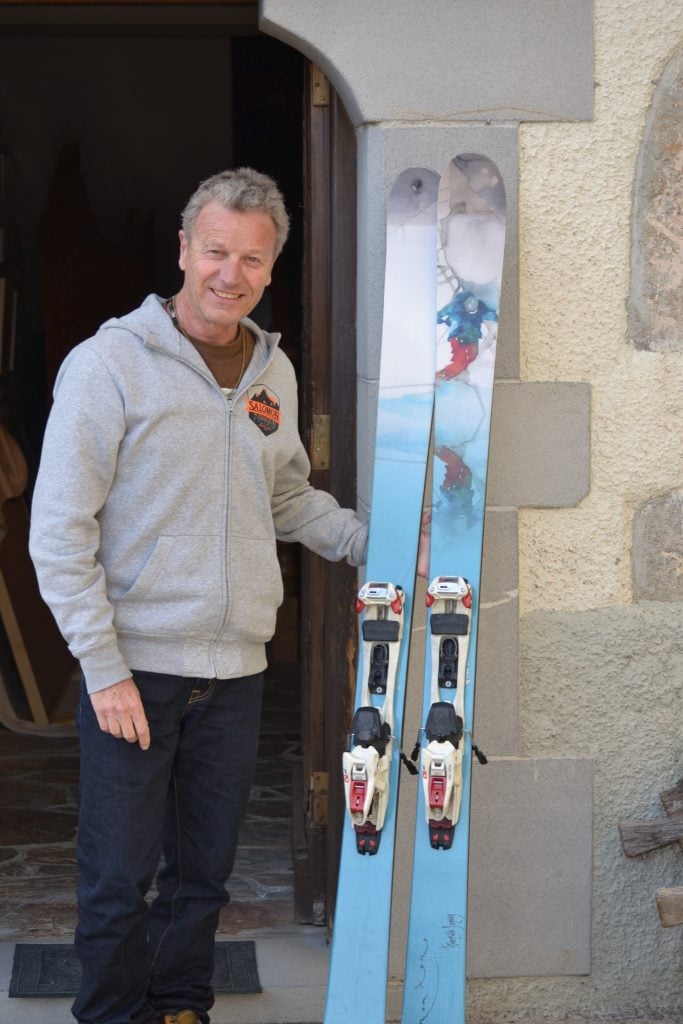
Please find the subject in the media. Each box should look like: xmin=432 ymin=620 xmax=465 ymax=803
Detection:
xmin=420 ymin=575 xmax=472 ymax=850
xmin=342 ymin=582 xmax=405 ymax=855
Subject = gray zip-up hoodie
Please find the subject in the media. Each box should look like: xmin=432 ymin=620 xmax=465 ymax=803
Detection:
xmin=29 ymin=295 xmax=367 ymax=693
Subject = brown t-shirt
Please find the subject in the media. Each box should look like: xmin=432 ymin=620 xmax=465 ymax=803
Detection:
xmin=165 ymin=299 xmax=254 ymax=393
xmin=189 ymin=329 xmax=255 ymax=393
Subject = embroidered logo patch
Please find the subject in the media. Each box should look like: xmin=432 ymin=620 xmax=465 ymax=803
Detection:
xmin=246 ymin=386 xmax=281 ymax=436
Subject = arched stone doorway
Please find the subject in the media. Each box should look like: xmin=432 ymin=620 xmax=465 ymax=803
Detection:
xmin=0 ymin=0 xmax=358 ymax=940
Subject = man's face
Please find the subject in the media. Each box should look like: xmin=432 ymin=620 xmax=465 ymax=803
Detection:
xmin=177 ymin=201 xmax=278 ymax=343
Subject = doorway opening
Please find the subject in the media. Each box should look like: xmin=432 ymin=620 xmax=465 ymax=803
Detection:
xmin=0 ymin=6 xmax=313 ymax=938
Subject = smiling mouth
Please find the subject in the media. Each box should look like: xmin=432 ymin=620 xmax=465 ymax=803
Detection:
xmin=212 ymin=288 xmax=242 ymax=300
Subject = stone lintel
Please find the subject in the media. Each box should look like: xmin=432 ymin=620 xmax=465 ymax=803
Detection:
xmin=261 ymin=0 xmax=594 ymax=127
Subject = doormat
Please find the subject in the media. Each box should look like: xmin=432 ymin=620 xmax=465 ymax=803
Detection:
xmin=10 ymin=941 xmax=261 ymax=997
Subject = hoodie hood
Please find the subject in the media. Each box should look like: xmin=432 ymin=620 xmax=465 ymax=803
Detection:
xmin=99 ymin=293 xmax=281 ymax=395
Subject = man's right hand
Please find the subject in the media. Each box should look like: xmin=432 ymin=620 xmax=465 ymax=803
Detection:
xmin=89 ymin=678 xmax=151 ymax=750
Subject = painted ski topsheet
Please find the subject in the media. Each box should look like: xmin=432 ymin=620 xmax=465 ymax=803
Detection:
xmin=401 ymin=155 xmax=506 ymax=1024
xmin=324 ymin=168 xmax=439 ymax=1024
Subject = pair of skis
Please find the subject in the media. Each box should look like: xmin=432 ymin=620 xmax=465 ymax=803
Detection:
xmin=325 ymin=155 xmax=507 ymax=1024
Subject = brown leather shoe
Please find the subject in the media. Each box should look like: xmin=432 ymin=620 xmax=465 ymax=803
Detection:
xmin=160 ymin=1012 xmax=202 ymax=1024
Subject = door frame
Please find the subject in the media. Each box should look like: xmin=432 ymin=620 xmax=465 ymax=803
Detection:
xmin=299 ymin=62 xmax=358 ymax=925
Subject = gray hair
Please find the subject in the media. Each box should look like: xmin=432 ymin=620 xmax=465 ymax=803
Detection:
xmin=181 ymin=167 xmax=290 ymax=257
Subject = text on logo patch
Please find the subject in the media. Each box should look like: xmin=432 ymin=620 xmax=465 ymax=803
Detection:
xmin=246 ymin=386 xmax=281 ymax=436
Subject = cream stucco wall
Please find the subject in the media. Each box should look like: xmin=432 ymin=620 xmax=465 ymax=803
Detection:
xmin=502 ymin=2 xmax=683 ymax=1019
xmin=519 ymin=1 xmax=683 ymax=613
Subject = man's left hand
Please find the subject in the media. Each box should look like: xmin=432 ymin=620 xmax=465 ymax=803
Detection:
xmin=417 ymin=509 xmax=431 ymax=579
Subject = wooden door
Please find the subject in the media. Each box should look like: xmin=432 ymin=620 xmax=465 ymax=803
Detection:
xmin=297 ymin=64 xmax=359 ymax=925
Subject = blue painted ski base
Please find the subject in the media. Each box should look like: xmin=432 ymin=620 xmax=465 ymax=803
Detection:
xmin=324 ymin=156 xmax=506 ymax=1024
xmin=324 ymin=167 xmax=439 ymax=1024
xmin=402 ymin=155 xmax=506 ymax=1024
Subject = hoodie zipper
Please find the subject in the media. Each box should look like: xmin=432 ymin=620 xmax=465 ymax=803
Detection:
xmin=210 ymin=395 xmax=234 ymax=677
xmin=144 ymin=324 xmax=282 ymax=676
xmin=212 ymin=352 xmax=283 ymax=672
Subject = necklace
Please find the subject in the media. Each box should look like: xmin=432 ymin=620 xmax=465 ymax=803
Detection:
xmin=167 ymin=295 xmax=248 ymax=392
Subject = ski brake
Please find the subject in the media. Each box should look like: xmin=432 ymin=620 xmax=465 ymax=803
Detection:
xmin=419 ymin=575 xmax=471 ymax=850
xmin=342 ymin=581 xmax=405 ymax=855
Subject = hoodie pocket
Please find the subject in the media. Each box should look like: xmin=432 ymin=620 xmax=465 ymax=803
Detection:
xmin=114 ymin=534 xmax=224 ymax=637
xmin=227 ymin=534 xmax=284 ymax=642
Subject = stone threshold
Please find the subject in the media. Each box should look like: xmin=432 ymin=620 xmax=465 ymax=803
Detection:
xmin=0 ymin=927 xmax=329 ymax=1024
xmin=1 ymin=935 xmax=678 ymax=1024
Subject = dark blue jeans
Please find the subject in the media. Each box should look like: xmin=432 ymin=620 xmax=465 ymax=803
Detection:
xmin=73 ymin=670 xmax=264 ymax=1024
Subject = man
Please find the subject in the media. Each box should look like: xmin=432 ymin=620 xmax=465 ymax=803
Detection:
xmin=30 ymin=168 xmax=368 ymax=1024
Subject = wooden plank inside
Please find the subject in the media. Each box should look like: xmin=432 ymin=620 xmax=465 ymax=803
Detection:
xmin=0 ymin=497 xmax=77 ymax=724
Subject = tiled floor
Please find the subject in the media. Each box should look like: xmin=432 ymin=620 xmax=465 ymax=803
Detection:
xmin=0 ymin=666 xmax=301 ymax=942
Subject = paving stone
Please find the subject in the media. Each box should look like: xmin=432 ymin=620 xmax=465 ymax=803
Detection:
xmin=0 ymin=809 xmax=77 ymax=846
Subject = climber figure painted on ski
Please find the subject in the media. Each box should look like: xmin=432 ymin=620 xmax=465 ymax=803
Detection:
xmin=436 ymin=289 xmax=498 ymax=379
xmin=433 ymin=154 xmax=506 ymax=540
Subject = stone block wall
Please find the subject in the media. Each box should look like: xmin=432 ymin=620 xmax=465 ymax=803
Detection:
xmin=263 ymin=0 xmax=683 ymax=1020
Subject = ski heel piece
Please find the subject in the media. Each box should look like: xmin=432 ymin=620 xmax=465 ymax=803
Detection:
xmin=348 ymin=706 xmax=390 ymax=752
xmin=343 ymin=582 xmax=405 ymax=854
xmin=419 ymin=576 xmax=472 ymax=847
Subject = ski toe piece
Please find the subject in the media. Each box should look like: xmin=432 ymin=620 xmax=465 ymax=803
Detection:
xmin=355 ymin=823 xmax=381 ymax=855
xmin=429 ymin=819 xmax=454 ymax=850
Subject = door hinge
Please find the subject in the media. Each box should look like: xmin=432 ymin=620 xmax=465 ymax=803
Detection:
xmin=311 ymin=65 xmax=330 ymax=107
xmin=311 ymin=413 xmax=330 ymax=470
xmin=311 ymin=771 xmax=329 ymax=826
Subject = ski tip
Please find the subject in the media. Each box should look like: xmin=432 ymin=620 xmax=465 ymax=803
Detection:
xmin=440 ymin=153 xmax=507 ymax=215
xmin=389 ymin=166 xmax=440 ymax=218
